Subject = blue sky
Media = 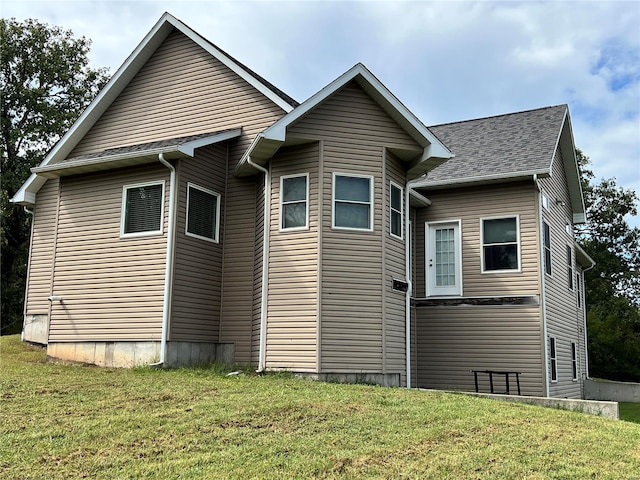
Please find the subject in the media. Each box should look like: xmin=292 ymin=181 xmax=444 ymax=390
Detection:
xmin=4 ymin=0 xmax=639 ymax=227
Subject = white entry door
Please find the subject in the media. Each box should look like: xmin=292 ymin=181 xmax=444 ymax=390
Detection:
xmin=426 ymin=221 xmax=462 ymax=296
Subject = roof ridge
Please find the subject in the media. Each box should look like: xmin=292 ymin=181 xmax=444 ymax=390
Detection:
xmin=429 ymin=104 xmax=567 ymax=128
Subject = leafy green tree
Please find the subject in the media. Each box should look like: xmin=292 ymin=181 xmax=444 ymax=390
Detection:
xmin=576 ymin=149 xmax=640 ymax=381
xmin=1 ymin=18 xmax=109 ymax=334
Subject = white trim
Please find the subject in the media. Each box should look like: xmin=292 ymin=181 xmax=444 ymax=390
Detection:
xmin=425 ymin=220 xmax=463 ymax=297
xmin=549 ymin=336 xmax=558 ymax=383
xmin=279 ymin=173 xmax=309 ymax=232
xmin=389 ymin=181 xmax=403 ymax=240
xmin=480 ymin=215 xmax=521 ymax=273
xmin=331 ymin=172 xmax=374 ymax=232
xmin=414 ymin=168 xmax=549 ymax=190
xmin=120 ymin=180 xmax=165 ymax=238
xmin=185 ymin=182 xmax=221 ymax=243
xmin=541 ymin=192 xmax=550 ymax=211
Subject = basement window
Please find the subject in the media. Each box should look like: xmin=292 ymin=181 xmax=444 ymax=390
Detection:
xmin=186 ymin=183 xmax=220 ymax=243
xmin=121 ymin=181 xmax=164 ymax=237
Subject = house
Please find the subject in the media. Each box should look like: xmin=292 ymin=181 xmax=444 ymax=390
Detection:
xmin=12 ymin=13 xmax=594 ymax=399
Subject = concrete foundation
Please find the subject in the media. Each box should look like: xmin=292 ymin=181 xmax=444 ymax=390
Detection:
xmin=459 ymin=391 xmax=619 ymax=419
xmin=22 ymin=314 xmax=49 ymax=345
xmin=584 ymin=378 xmax=640 ymax=403
xmin=47 ymin=341 xmax=234 ymax=368
xmin=295 ymin=372 xmax=401 ymax=387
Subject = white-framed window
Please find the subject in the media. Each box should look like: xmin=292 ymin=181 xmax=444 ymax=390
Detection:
xmin=550 ymin=336 xmax=558 ymax=383
xmin=280 ymin=173 xmax=309 ymax=231
xmin=577 ymin=272 xmax=582 ymax=308
xmin=541 ymin=192 xmax=550 ymax=211
xmin=567 ymin=245 xmax=574 ymax=290
xmin=543 ymin=221 xmax=552 ymax=276
xmin=571 ymin=342 xmax=578 ymax=381
xmin=186 ymin=183 xmax=221 ymax=243
xmin=121 ymin=181 xmax=165 ymax=237
xmin=426 ymin=220 xmax=462 ymax=296
xmin=332 ymin=173 xmax=373 ymax=231
xmin=390 ymin=181 xmax=403 ymax=239
xmin=481 ymin=216 xmax=520 ymax=272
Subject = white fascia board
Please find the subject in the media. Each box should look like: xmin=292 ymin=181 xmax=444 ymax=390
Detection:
xmin=575 ymin=243 xmax=595 ymax=268
xmin=12 ymin=14 xmax=175 ymax=204
xmin=165 ymin=15 xmax=295 ymax=114
xmin=409 ymin=189 xmax=432 ymax=207
xmin=414 ymin=168 xmax=550 ymax=189
xmin=553 ymin=108 xmax=587 ymax=223
xmin=177 ymin=128 xmax=242 ymax=156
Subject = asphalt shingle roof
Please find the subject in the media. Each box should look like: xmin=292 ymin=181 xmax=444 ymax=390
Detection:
xmin=421 ymin=105 xmax=567 ymax=186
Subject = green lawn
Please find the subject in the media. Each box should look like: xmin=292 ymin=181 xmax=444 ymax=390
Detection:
xmin=620 ymin=402 xmax=640 ymax=424
xmin=1 ymin=335 xmax=639 ymax=479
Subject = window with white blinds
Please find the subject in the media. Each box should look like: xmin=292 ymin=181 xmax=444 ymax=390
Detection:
xmin=121 ymin=181 xmax=164 ymax=237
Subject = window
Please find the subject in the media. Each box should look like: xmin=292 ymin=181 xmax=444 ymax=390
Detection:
xmin=280 ymin=173 xmax=309 ymax=231
xmin=550 ymin=336 xmax=558 ymax=383
xmin=426 ymin=221 xmax=462 ymax=296
xmin=121 ymin=181 xmax=164 ymax=237
xmin=565 ymin=222 xmax=572 ymax=236
xmin=186 ymin=183 xmax=220 ymax=242
xmin=571 ymin=342 xmax=578 ymax=381
xmin=543 ymin=222 xmax=552 ymax=275
xmin=577 ymin=273 xmax=582 ymax=308
xmin=481 ymin=216 xmax=520 ymax=272
xmin=566 ymin=245 xmax=574 ymax=290
xmin=332 ymin=173 xmax=373 ymax=231
xmin=541 ymin=193 xmax=550 ymax=211
xmin=390 ymin=182 xmax=403 ymax=239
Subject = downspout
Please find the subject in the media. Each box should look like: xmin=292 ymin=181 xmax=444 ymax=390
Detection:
xmin=405 ymin=179 xmax=422 ymax=389
xmin=247 ymin=156 xmax=270 ymax=373
xmin=152 ymin=153 xmax=177 ymax=367
xmin=534 ymin=174 xmax=550 ymax=397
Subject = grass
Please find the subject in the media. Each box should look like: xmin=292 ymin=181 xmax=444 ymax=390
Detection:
xmin=1 ymin=335 xmax=639 ymax=479
xmin=620 ymin=402 xmax=640 ymax=424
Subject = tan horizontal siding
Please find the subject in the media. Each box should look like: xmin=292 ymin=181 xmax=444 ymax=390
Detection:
xmin=539 ymin=150 xmax=584 ymax=398
xmin=266 ymin=143 xmax=319 ymax=371
xmin=25 ymin=179 xmax=59 ymax=315
xmin=415 ymin=306 xmax=544 ymax=396
xmin=170 ymin=143 xmax=227 ymax=342
xmin=48 ymin=165 xmax=169 ymax=342
xmin=70 ymin=30 xmax=285 ymax=157
xmin=251 ymin=178 xmax=265 ymax=366
xmin=288 ymin=81 xmax=419 ymax=151
xmin=415 ymin=182 xmax=540 ymax=298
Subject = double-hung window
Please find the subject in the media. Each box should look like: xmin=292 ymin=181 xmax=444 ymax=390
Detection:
xmin=332 ymin=173 xmax=373 ymax=231
xmin=280 ymin=173 xmax=309 ymax=231
xmin=481 ymin=216 xmax=520 ymax=272
xmin=543 ymin=222 xmax=552 ymax=275
xmin=566 ymin=245 xmax=574 ymax=290
xmin=121 ymin=181 xmax=164 ymax=237
xmin=550 ymin=336 xmax=558 ymax=382
xmin=390 ymin=182 xmax=403 ymax=239
xmin=571 ymin=342 xmax=578 ymax=381
xmin=186 ymin=183 xmax=221 ymax=243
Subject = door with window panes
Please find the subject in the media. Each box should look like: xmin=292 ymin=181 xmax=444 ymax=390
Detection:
xmin=426 ymin=222 xmax=461 ymax=296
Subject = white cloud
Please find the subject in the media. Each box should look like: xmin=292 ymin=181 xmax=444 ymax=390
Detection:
xmin=3 ymin=0 xmax=639 ymax=225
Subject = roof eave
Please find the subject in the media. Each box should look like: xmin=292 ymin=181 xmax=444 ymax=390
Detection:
xmin=575 ymin=243 xmax=596 ymax=269
xmin=236 ymin=63 xmax=453 ymax=176
xmin=414 ymin=168 xmax=550 ymax=191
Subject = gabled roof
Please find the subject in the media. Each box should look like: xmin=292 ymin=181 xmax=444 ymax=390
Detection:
xmin=236 ymin=63 xmax=454 ymax=179
xmin=31 ymin=129 xmax=242 ymax=179
xmin=414 ymin=105 xmax=587 ymax=223
xmin=12 ymin=12 xmax=297 ymax=205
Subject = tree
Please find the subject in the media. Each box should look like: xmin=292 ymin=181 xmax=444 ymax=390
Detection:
xmin=576 ymin=149 xmax=640 ymax=381
xmin=1 ymin=18 xmax=109 ymax=334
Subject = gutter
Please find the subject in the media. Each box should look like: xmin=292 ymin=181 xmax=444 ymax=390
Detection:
xmin=151 ymin=153 xmax=177 ymax=367
xmin=247 ymin=156 xmax=270 ymax=373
